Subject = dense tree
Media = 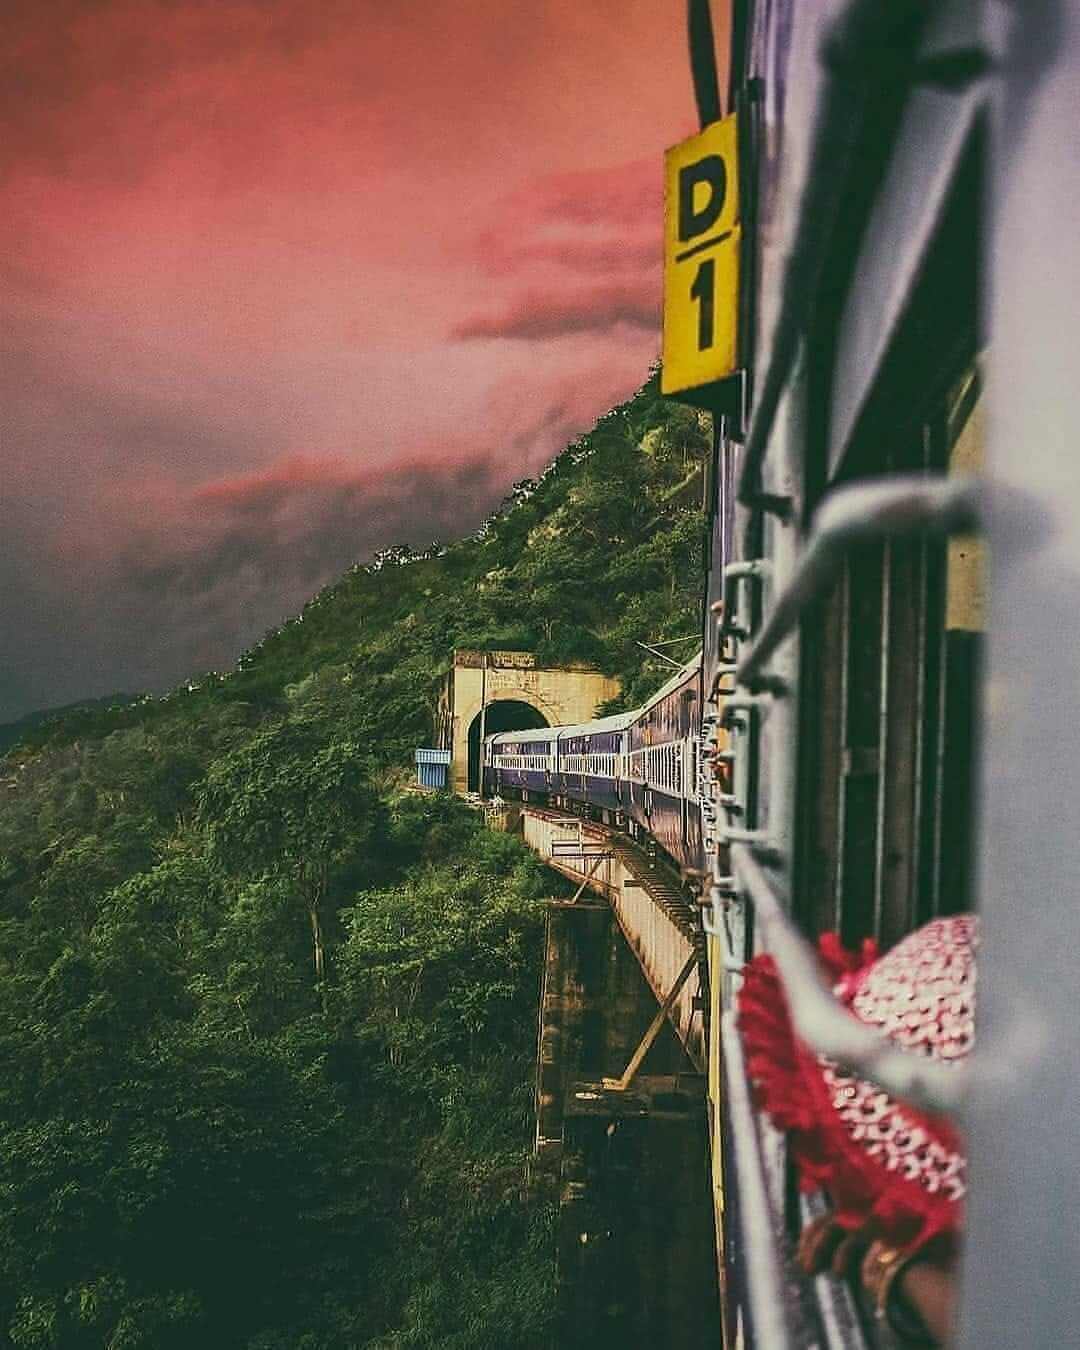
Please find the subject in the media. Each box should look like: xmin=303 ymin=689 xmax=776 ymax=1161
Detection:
xmin=332 ymin=823 xmax=557 ymax=1349
xmin=198 ymin=720 xmax=387 ymax=989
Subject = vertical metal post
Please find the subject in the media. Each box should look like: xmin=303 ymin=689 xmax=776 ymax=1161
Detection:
xmin=477 ymin=651 xmax=488 ymax=798
xmin=687 ymin=0 xmax=723 ymax=128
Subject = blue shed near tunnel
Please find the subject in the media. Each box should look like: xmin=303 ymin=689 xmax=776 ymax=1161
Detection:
xmin=415 ymin=747 xmax=452 ymax=790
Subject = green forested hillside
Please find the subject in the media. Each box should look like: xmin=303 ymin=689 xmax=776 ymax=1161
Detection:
xmin=0 ymin=371 xmax=709 ymax=1348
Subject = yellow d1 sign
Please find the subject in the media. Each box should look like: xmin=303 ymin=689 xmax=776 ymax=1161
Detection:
xmin=661 ymin=113 xmax=741 ymax=399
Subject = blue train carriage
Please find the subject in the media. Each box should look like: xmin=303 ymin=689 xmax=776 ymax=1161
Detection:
xmin=552 ymin=711 xmax=633 ymax=819
xmin=625 ymin=653 xmax=705 ymax=873
xmin=482 ymin=726 xmax=556 ymax=800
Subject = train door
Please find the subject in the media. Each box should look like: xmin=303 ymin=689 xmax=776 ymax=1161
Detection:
xmin=682 ymin=732 xmax=697 ymax=852
xmin=677 ymin=740 xmax=689 ymax=851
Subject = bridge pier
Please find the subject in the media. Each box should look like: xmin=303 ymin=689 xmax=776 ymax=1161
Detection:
xmin=533 ymin=895 xmax=720 ymax=1347
xmin=559 ymin=1076 xmax=718 ymax=1347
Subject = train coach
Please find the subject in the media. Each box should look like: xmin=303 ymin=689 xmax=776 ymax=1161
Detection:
xmin=483 ymin=656 xmax=706 ymax=875
xmin=623 ymin=655 xmax=704 ymax=872
xmin=547 ymin=711 xmax=630 ymax=816
xmin=480 ymin=726 xmax=557 ymax=798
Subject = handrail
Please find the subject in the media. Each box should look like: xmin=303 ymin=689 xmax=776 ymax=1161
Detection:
xmin=731 ymin=843 xmax=968 ymax=1116
xmin=736 ymin=474 xmax=980 ymax=693
xmin=722 ymin=1014 xmax=796 ymax=1350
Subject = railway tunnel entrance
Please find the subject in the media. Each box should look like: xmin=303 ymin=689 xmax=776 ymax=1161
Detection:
xmin=466 ymin=699 xmax=549 ymax=793
xmin=434 ymin=650 xmax=621 ymax=794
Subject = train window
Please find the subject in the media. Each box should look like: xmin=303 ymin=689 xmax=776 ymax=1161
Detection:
xmin=799 ymin=370 xmax=984 ymax=948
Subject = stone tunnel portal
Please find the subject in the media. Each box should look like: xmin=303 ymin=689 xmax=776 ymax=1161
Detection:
xmin=436 ymin=650 xmax=620 ymax=795
xmin=468 ymin=699 xmax=549 ymax=793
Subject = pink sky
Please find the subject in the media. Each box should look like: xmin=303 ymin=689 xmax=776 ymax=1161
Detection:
xmin=1 ymin=0 xmax=725 ymax=720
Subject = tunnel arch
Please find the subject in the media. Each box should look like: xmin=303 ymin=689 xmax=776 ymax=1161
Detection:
xmin=468 ymin=698 xmax=550 ymax=793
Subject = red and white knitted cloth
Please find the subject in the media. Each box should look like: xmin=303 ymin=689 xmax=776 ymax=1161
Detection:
xmin=737 ymin=914 xmax=976 ymax=1252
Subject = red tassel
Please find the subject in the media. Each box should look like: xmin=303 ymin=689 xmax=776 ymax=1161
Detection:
xmin=735 ymin=942 xmax=963 ymax=1254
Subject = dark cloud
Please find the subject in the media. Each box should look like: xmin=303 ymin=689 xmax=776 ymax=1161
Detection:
xmin=0 ymin=452 xmax=509 ymax=722
xmin=454 ymin=157 xmax=662 ymax=340
xmin=466 ymin=158 xmax=662 ymax=276
xmin=0 ymin=346 xmax=643 ymax=722
xmin=452 ymin=279 xmax=660 ymax=340
xmin=97 ymin=454 xmax=509 ymax=602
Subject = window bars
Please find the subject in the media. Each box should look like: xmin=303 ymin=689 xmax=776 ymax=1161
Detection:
xmin=713 ymin=473 xmax=981 ymax=1116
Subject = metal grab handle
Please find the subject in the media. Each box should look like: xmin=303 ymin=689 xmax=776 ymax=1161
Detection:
xmin=737 ymin=474 xmax=980 ymax=693
xmin=721 ymin=559 xmax=771 ymax=640
xmin=702 ymin=879 xmax=745 ymax=972
xmin=730 ymin=843 xmax=968 ymax=1116
xmin=722 ymin=693 xmax=772 ymax=727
